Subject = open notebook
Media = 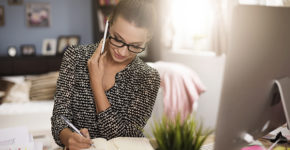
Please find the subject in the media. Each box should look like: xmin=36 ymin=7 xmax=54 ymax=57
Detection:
xmin=84 ymin=137 xmax=154 ymax=150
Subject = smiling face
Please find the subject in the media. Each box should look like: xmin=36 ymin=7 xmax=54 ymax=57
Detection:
xmin=107 ymin=16 xmax=149 ymax=64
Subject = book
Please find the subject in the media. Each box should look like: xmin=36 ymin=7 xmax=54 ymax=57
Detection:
xmin=84 ymin=137 xmax=154 ymax=150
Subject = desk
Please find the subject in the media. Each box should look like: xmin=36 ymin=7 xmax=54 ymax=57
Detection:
xmin=259 ymin=138 xmax=290 ymax=149
xmin=203 ymin=134 xmax=290 ymax=150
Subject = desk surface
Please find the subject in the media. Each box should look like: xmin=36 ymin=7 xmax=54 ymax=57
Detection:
xmin=203 ymin=134 xmax=290 ymax=149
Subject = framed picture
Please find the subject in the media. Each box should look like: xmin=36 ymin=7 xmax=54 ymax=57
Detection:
xmin=42 ymin=38 xmax=56 ymax=56
xmin=57 ymin=35 xmax=80 ymax=54
xmin=8 ymin=0 xmax=23 ymax=5
xmin=0 ymin=5 xmax=4 ymax=26
xmin=26 ymin=3 xmax=50 ymax=27
xmin=20 ymin=44 xmax=36 ymax=56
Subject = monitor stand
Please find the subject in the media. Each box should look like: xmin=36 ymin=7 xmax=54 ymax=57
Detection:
xmin=261 ymin=77 xmax=290 ymax=143
xmin=274 ymin=77 xmax=290 ymax=129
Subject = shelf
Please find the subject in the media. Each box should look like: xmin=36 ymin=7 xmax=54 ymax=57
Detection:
xmin=0 ymin=55 xmax=63 ymax=76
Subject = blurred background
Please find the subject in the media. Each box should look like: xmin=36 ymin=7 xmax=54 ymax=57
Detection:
xmin=1 ymin=0 xmax=290 ymax=149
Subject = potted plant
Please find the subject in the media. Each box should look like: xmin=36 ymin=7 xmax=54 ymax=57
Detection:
xmin=149 ymin=114 xmax=213 ymax=150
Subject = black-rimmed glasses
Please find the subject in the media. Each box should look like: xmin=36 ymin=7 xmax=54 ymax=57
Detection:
xmin=108 ymin=34 xmax=146 ymax=54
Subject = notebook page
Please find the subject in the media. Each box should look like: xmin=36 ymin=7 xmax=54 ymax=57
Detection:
xmin=109 ymin=137 xmax=154 ymax=150
xmin=83 ymin=138 xmax=110 ymax=150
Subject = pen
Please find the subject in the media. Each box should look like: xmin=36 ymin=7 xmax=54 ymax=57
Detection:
xmin=101 ymin=19 xmax=109 ymax=54
xmin=60 ymin=115 xmax=96 ymax=148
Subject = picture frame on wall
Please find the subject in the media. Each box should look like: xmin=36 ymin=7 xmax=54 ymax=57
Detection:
xmin=42 ymin=38 xmax=56 ymax=56
xmin=26 ymin=2 xmax=50 ymax=27
xmin=20 ymin=44 xmax=36 ymax=56
xmin=8 ymin=0 xmax=23 ymax=5
xmin=0 ymin=5 xmax=4 ymax=26
xmin=57 ymin=35 xmax=80 ymax=54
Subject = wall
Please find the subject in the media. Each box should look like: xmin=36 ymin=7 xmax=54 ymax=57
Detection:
xmin=0 ymin=0 xmax=93 ymax=56
xmin=160 ymin=50 xmax=226 ymax=129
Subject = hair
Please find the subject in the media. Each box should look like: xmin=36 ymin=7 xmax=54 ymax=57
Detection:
xmin=109 ymin=0 xmax=157 ymax=38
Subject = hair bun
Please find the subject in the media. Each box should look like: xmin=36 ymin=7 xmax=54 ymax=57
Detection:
xmin=145 ymin=0 xmax=154 ymax=3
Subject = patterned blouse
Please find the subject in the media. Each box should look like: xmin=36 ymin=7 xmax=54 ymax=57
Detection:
xmin=51 ymin=44 xmax=160 ymax=147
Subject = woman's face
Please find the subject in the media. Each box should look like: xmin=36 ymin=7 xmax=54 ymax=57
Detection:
xmin=108 ymin=16 xmax=149 ymax=64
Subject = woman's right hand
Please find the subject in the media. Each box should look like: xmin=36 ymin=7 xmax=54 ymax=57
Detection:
xmin=61 ymin=128 xmax=93 ymax=150
xmin=87 ymin=39 xmax=107 ymax=87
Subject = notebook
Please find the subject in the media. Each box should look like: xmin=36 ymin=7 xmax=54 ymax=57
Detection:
xmin=84 ymin=137 xmax=154 ymax=150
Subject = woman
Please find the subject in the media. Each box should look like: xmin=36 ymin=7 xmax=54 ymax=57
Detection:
xmin=51 ymin=0 xmax=160 ymax=149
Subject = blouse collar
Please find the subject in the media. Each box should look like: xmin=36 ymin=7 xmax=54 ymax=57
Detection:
xmin=116 ymin=56 xmax=141 ymax=79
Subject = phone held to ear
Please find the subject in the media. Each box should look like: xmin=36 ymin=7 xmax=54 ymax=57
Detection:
xmin=100 ymin=20 xmax=109 ymax=55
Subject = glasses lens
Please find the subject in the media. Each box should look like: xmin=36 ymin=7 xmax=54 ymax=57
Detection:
xmin=128 ymin=45 xmax=144 ymax=53
xmin=110 ymin=38 xmax=124 ymax=47
xmin=109 ymin=35 xmax=145 ymax=53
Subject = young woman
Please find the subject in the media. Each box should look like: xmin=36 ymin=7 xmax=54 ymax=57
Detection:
xmin=51 ymin=0 xmax=160 ymax=149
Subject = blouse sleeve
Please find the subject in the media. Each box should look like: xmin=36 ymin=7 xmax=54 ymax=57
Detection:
xmin=51 ymin=46 xmax=77 ymax=147
xmin=96 ymin=68 xmax=160 ymax=139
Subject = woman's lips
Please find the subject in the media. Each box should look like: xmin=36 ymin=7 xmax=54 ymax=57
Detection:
xmin=113 ymin=50 xmax=125 ymax=60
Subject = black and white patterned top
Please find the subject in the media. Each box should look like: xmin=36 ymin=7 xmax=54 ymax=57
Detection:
xmin=51 ymin=44 xmax=160 ymax=147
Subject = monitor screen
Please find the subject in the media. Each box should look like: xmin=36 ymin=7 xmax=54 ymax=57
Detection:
xmin=215 ymin=5 xmax=290 ymax=150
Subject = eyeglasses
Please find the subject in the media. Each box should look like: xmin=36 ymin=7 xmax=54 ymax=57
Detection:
xmin=108 ymin=34 xmax=146 ymax=54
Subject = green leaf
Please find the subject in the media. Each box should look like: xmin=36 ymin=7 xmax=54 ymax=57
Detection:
xmin=148 ymin=113 xmax=212 ymax=150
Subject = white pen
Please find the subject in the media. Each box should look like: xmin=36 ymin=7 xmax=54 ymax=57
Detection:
xmin=60 ymin=115 xmax=96 ymax=148
xmin=101 ymin=19 xmax=109 ymax=54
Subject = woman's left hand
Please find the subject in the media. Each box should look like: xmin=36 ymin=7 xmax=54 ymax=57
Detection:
xmin=87 ymin=39 xmax=107 ymax=88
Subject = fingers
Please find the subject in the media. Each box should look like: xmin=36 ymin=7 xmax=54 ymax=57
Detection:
xmin=80 ymin=128 xmax=90 ymax=139
xmin=88 ymin=41 xmax=102 ymax=66
xmin=99 ymin=50 xmax=107 ymax=66
xmin=93 ymin=39 xmax=104 ymax=58
xmin=102 ymin=38 xmax=110 ymax=54
xmin=87 ymin=39 xmax=107 ymax=80
xmin=102 ymin=50 xmax=108 ymax=57
xmin=90 ymin=39 xmax=107 ymax=66
xmin=75 ymin=133 xmax=92 ymax=145
xmin=68 ymin=132 xmax=92 ymax=149
xmin=98 ymin=38 xmax=105 ymax=54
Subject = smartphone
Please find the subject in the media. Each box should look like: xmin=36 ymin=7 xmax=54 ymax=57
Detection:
xmin=101 ymin=20 xmax=109 ymax=54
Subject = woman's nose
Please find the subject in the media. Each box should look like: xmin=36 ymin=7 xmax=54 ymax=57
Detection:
xmin=118 ymin=46 xmax=129 ymax=56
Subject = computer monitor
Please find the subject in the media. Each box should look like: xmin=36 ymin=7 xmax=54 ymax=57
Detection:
xmin=215 ymin=5 xmax=290 ymax=150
